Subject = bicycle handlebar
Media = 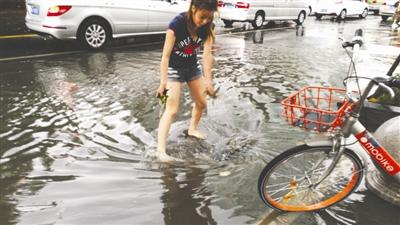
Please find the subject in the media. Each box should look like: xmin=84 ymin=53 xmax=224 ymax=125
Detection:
xmin=341 ymin=29 xmax=363 ymax=49
xmin=378 ymin=81 xmax=396 ymax=99
xmin=347 ymin=76 xmax=396 ymax=115
xmin=354 ymin=29 xmax=363 ymax=37
xmin=340 ymin=29 xmax=397 ymax=115
xmin=352 ymin=29 xmax=363 ymax=46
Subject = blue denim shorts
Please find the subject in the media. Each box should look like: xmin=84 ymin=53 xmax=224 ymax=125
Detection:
xmin=168 ymin=64 xmax=202 ymax=83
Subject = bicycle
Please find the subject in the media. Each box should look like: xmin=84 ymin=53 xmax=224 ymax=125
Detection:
xmin=257 ymin=29 xmax=400 ymax=212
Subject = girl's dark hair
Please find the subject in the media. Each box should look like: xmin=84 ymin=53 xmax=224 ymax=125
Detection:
xmin=186 ymin=0 xmax=218 ymax=41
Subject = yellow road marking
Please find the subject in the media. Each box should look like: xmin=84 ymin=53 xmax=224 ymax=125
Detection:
xmin=0 ymin=34 xmax=37 ymax=39
xmin=0 ymin=51 xmax=81 ymax=62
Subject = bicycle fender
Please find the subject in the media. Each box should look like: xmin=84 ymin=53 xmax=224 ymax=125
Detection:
xmin=304 ymin=136 xmax=370 ymax=164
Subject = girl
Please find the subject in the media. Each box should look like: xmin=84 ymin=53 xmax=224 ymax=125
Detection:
xmin=156 ymin=0 xmax=218 ymax=161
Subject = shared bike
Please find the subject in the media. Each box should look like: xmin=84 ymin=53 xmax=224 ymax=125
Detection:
xmin=258 ymin=29 xmax=400 ymax=212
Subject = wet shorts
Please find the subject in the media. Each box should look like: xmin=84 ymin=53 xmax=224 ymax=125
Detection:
xmin=168 ymin=64 xmax=202 ymax=83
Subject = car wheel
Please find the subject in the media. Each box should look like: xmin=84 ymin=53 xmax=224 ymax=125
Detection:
xmin=381 ymin=15 xmax=389 ymax=21
xmin=373 ymin=10 xmax=379 ymax=15
xmin=315 ymin=13 xmax=323 ymax=20
xmin=252 ymin=12 xmax=265 ymax=29
xmin=359 ymin=8 xmax=368 ymax=18
xmin=337 ymin=9 xmax=346 ymax=20
xmin=78 ymin=19 xmax=111 ymax=50
xmin=295 ymin=11 xmax=306 ymax=25
xmin=222 ymin=19 xmax=234 ymax=27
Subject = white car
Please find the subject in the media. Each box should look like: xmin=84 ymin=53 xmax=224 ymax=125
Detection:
xmin=380 ymin=0 xmax=399 ymax=21
xmin=25 ymin=0 xmax=189 ymax=49
xmin=217 ymin=0 xmax=309 ymax=29
xmin=314 ymin=0 xmax=369 ymax=20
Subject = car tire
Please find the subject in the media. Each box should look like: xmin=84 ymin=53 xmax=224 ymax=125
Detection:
xmin=337 ymin=9 xmax=346 ymax=20
xmin=78 ymin=19 xmax=111 ymax=50
xmin=222 ymin=19 xmax=234 ymax=27
xmin=359 ymin=8 xmax=368 ymax=18
xmin=295 ymin=11 xmax=306 ymax=25
xmin=381 ymin=15 xmax=389 ymax=21
xmin=315 ymin=13 xmax=323 ymax=20
xmin=373 ymin=10 xmax=379 ymax=15
xmin=252 ymin=12 xmax=265 ymax=29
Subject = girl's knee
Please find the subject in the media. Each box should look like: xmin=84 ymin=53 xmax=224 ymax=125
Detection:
xmin=165 ymin=107 xmax=179 ymax=118
xmin=195 ymin=100 xmax=207 ymax=110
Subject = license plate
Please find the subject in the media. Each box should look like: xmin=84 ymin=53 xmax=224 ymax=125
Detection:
xmin=31 ymin=5 xmax=39 ymax=15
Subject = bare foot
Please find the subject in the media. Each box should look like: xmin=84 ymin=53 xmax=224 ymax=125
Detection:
xmin=187 ymin=130 xmax=206 ymax=139
xmin=156 ymin=152 xmax=183 ymax=163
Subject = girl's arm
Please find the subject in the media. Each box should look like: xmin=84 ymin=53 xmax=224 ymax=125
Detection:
xmin=202 ymin=36 xmax=215 ymax=96
xmin=157 ymin=30 xmax=176 ymax=96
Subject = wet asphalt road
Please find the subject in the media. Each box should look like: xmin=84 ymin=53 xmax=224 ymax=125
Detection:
xmin=1 ymin=12 xmax=400 ymax=225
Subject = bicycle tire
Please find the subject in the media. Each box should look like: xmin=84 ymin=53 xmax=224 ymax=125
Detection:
xmin=258 ymin=144 xmax=364 ymax=212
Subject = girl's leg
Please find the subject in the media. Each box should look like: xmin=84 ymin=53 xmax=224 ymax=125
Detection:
xmin=157 ymin=81 xmax=182 ymax=160
xmin=187 ymin=76 xmax=207 ymax=139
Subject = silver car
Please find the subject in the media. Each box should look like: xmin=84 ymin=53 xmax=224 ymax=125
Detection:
xmin=380 ymin=0 xmax=399 ymax=21
xmin=25 ymin=0 xmax=189 ymax=49
xmin=217 ymin=0 xmax=308 ymax=29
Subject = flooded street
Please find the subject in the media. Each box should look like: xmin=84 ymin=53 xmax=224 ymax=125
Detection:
xmin=1 ymin=16 xmax=400 ymax=224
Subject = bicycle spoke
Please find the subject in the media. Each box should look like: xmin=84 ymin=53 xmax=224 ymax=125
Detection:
xmin=259 ymin=146 xmax=364 ymax=211
xmin=270 ymin=172 xmax=304 ymax=179
xmin=267 ymin=179 xmax=310 ymax=199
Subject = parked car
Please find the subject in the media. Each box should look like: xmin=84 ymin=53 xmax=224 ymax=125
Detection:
xmin=25 ymin=0 xmax=189 ymax=49
xmin=217 ymin=0 xmax=308 ymax=29
xmin=366 ymin=0 xmax=385 ymax=15
xmin=380 ymin=0 xmax=399 ymax=21
xmin=314 ymin=0 xmax=369 ymax=20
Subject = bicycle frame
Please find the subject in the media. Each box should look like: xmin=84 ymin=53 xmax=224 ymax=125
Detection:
xmin=343 ymin=73 xmax=400 ymax=183
xmin=310 ymin=85 xmax=400 ymax=187
xmin=312 ymin=33 xmax=400 ymax=186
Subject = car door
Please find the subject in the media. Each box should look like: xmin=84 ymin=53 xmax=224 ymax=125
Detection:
xmin=147 ymin=0 xmax=188 ymax=32
xmin=346 ymin=0 xmax=361 ymax=15
xmin=353 ymin=0 xmax=365 ymax=14
xmin=287 ymin=0 xmax=305 ymax=18
xmin=273 ymin=0 xmax=290 ymax=18
xmin=107 ymin=0 xmax=149 ymax=35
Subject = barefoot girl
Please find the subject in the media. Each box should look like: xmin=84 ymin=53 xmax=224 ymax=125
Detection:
xmin=156 ymin=0 xmax=218 ymax=161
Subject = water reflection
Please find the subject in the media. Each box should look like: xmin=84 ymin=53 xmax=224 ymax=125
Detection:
xmin=255 ymin=190 xmax=400 ymax=225
xmin=295 ymin=25 xmax=305 ymax=37
xmin=253 ymin=30 xmax=264 ymax=44
xmin=389 ymin=32 xmax=400 ymax=47
xmin=0 ymin=64 xmax=60 ymax=223
xmin=160 ymin=166 xmax=217 ymax=225
xmin=36 ymin=68 xmax=78 ymax=109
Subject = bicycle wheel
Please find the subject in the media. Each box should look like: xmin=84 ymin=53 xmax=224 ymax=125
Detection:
xmin=258 ymin=145 xmax=364 ymax=212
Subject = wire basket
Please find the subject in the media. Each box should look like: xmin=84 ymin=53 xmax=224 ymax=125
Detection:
xmin=281 ymin=86 xmax=349 ymax=132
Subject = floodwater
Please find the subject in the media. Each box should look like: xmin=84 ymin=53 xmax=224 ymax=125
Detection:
xmin=1 ymin=17 xmax=400 ymax=224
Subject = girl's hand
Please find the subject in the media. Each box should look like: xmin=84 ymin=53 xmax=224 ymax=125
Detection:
xmin=205 ymin=79 xmax=216 ymax=97
xmin=156 ymin=84 xmax=169 ymax=104
xmin=156 ymin=83 xmax=167 ymax=98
